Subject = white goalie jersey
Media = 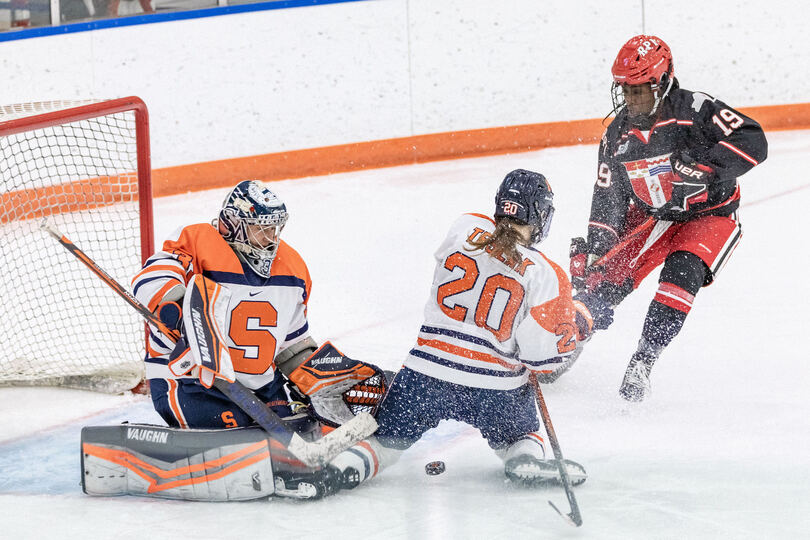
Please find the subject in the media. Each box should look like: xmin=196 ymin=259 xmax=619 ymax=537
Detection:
xmin=131 ymin=223 xmax=313 ymax=390
xmin=403 ymin=213 xmax=581 ymax=390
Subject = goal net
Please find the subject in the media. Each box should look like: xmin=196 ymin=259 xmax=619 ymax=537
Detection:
xmin=0 ymin=97 xmax=153 ymax=393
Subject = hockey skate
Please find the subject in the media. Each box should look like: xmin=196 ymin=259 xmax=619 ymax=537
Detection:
xmin=619 ymin=342 xmax=660 ymax=402
xmin=274 ymin=465 xmax=355 ymax=499
xmin=504 ymin=455 xmax=587 ymax=487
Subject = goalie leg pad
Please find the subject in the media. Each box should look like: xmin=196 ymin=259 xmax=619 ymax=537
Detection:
xmin=81 ymin=424 xmax=276 ymax=501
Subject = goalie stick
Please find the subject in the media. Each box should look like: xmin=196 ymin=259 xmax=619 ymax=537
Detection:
xmin=43 ymin=222 xmax=377 ymax=467
xmin=529 ymin=373 xmax=583 ymax=527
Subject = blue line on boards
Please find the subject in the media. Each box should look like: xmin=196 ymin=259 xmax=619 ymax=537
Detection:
xmin=0 ymin=0 xmax=370 ymax=42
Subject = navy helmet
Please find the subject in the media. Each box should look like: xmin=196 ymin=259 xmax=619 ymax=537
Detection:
xmin=494 ymin=169 xmax=555 ymax=244
xmin=216 ymin=180 xmax=289 ymax=277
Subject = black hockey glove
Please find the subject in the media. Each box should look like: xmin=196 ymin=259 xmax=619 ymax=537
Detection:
xmin=651 ymin=155 xmax=714 ymax=222
xmin=572 ymin=292 xmax=614 ymax=334
xmin=149 ymin=300 xmax=183 ymax=344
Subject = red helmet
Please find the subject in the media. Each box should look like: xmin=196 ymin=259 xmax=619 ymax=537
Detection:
xmin=612 ymin=35 xmax=673 ymax=86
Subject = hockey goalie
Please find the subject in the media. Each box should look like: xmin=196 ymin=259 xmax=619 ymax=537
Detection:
xmin=81 ymin=181 xmax=388 ymax=501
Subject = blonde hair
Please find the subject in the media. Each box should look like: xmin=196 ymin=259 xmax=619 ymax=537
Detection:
xmin=466 ymin=217 xmax=525 ymax=265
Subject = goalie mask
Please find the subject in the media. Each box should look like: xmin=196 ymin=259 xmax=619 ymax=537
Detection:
xmin=611 ymin=35 xmax=674 ymax=127
xmin=216 ymin=180 xmax=289 ymax=277
xmin=494 ymin=169 xmax=555 ymax=245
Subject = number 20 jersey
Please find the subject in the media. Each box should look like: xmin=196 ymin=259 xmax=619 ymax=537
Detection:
xmin=132 ymin=223 xmax=312 ymax=390
xmin=403 ymin=213 xmax=580 ymax=391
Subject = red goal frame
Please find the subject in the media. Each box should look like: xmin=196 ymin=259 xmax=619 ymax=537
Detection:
xmin=0 ymin=96 xmax=154 ymax=264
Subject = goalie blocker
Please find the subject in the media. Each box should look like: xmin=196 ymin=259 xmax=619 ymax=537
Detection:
xmin=82 ymin=422 xmax=347 ymax=501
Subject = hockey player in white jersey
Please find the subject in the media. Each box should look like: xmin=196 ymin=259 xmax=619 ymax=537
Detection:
xmin=325 ymin=169 xmax=614 ymax=491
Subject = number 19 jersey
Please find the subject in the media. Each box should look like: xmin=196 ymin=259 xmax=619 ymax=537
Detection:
xmin=403 ymin=213 xmax=580 ymax=390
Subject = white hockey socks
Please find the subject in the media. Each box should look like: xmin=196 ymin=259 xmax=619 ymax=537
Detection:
xmin=329 ymin=436 xmax=399 ymax=489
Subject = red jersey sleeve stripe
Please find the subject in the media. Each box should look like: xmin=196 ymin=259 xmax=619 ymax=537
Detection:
xmin=718 ymin=140 xmax=759 ymax=165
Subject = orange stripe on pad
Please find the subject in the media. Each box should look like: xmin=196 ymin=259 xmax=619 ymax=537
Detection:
xmin=82 ymin=440 xmax=270 ymax=493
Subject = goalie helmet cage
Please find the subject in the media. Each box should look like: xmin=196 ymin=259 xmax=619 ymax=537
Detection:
xmin=0 ymin=97 xmax=153 ymax=393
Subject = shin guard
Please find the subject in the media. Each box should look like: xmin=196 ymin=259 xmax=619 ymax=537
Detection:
xmin=81 ymin=424 xmax=275 ymax=501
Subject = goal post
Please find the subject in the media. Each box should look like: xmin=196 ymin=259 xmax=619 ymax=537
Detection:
xmin=0 ymin=97 xmax=153 ymax=393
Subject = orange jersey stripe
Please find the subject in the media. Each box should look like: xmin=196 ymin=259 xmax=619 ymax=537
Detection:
xmin=147 ymin=279 xmax=184 ymax=312
xmin=132 ymin=264 xmax=186 ymax=284
xmin=416 ymin=337 xmax=520 ymax=371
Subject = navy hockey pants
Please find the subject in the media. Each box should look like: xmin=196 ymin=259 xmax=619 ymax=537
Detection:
xmin=374 ymin=366 xmax=540 ymax=451
xmin=150 ymin=377 xmax=293 ymax=429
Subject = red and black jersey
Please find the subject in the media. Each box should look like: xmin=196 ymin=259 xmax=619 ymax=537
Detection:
xmin=587 ymin=82 xmax=768 ymax=256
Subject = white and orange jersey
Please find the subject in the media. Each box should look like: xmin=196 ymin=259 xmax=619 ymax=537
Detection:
xmin=132 ymin=223 xmax=312 ymax=390
xmin=403 ymin=213 xmax=579 ymax=390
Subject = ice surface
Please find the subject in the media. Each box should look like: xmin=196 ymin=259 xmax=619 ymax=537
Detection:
xmin=1 ymin=132 xmax=809 ymax=539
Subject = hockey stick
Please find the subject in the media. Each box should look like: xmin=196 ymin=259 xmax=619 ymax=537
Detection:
xmin=42 ymin=222 xmax=377 ymax=467
xmin=529 ymin=373 xmax=583 ymax=527
xmin=589 ymin=217 xmax=656 ymax=271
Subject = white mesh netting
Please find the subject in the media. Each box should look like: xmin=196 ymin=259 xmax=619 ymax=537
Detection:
xmin=0 ymin=102 xmax=147 ymax=393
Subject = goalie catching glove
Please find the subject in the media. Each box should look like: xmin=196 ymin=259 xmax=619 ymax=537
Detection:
xmin=288 ymin=342 xmax=388 ymax=427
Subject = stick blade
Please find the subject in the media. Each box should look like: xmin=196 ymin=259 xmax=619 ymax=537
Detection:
xmin=548 ymin=500 xmax=583 ymax=527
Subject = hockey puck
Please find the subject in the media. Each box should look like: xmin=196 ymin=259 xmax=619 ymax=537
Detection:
xmin=425 ymin=460 xmax=446 ymax=475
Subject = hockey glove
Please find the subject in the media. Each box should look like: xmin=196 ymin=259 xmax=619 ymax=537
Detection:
xmin=569 ymin=237 xmax=603 ymax=293
xmin=572 ymin=292 xmax=614 ymax=337
xmin=651 ymin=155 xmax=714 ymax=221
xmin=147 ymin=282 xmax=186 ymax=344
xmin=152 ymin=300 xmax=183 ymax=341
xmin=289 ymin=342 xmax=386 ymax=427
xmin=569 ymin=237 xmax=589 ymax=292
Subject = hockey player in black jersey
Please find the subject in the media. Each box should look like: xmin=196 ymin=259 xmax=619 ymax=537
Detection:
xmin=570 ymin=35 xmax=767 ymax=402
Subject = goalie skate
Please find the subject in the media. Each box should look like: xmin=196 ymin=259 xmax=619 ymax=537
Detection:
xmin=273 ymin=465 xmax=347 ymax=500
xmin=504 ymin=455 xmax=587 ymax=487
